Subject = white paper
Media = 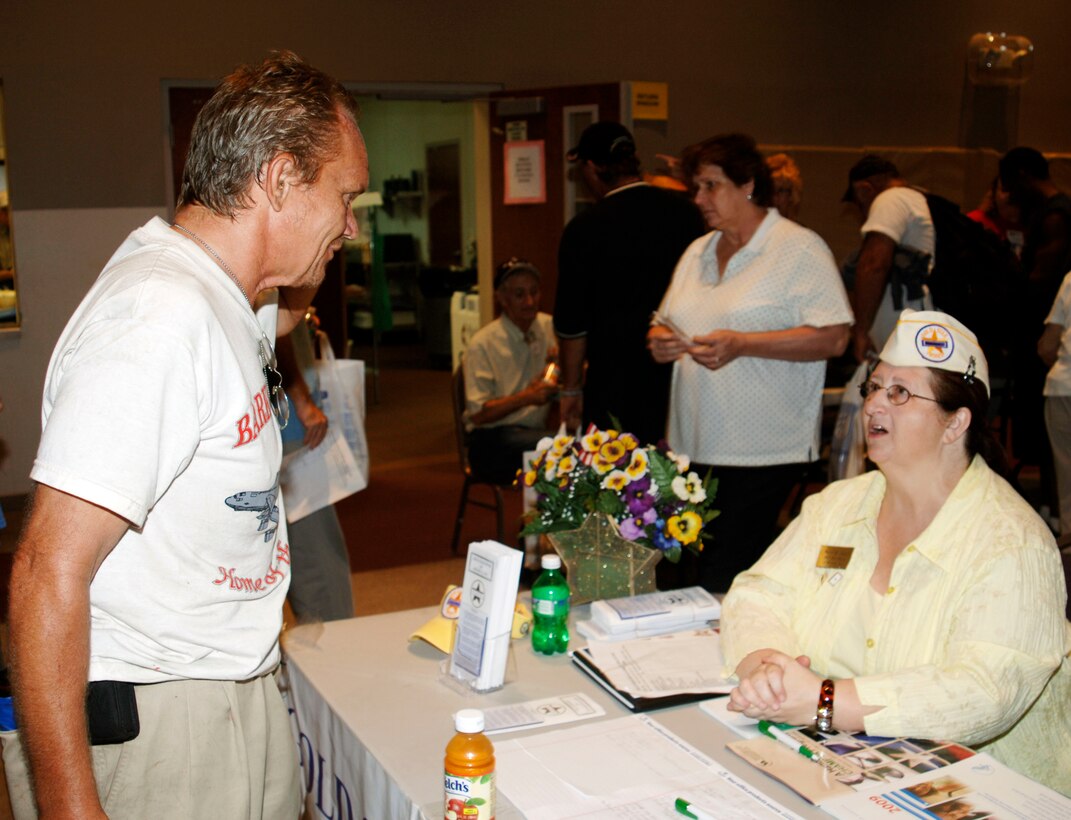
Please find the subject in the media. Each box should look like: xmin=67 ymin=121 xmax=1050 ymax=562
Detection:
xmin=482 ymin=692 xmax=605 ymax=735
xmin=699 ymin=696 xmax=763 ymax=737
xmin=593 ymin=586 xmax=721 ymax=632
xmin=449 ymin=540 xmax=522 ymax=691
xmin=584 ymin=628 xmax=734 ymax=697
xmin=494 ymin=714 xmax=802 ymax=819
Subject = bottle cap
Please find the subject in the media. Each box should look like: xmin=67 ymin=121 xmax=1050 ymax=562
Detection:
xmin=540 ymin=554 xmax=562 ymax=570
xmin=454 ymin=708 xmax=485 ymax=733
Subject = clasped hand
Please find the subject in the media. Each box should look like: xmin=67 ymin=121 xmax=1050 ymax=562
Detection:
xmin=728 ymin=649 xmax=822 ymax=724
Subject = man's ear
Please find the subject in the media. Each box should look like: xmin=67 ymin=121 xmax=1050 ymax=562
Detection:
xmin=263 ymin=152 xmax=300 ymax=212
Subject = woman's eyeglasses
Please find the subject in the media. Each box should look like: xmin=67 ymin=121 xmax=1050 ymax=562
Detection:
xmin=858 ymin=380 xmax=939 ymax=406
xmin=259 ymin=336 xmax=290 ymax=430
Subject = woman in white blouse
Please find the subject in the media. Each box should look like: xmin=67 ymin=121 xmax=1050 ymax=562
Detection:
xmin=648 ymin=133 xmax=852 ymax=593
xmin=721 ymin=310 xmax=1071 ymax=795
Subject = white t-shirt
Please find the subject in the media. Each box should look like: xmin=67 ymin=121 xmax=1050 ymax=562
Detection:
xmin=463 ymin=312 xmax=555 ymax=431
xmin=33 ymin=217 xmax=290 ymax=683
xmin=1044 ymin=271 xmax=1071 ymax=396
xmin=658 ymin=208 xmax=853 ymax=466
xmin=861 ymin=186 xmax=935 ymax=347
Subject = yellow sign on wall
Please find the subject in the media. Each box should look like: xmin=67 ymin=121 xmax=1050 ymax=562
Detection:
xmin=631 ymin=82 xmax=668 ymax=120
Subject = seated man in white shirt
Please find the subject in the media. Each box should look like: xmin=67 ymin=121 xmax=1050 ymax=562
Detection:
xmin=463 ymin=258 xmax=558 ymax=484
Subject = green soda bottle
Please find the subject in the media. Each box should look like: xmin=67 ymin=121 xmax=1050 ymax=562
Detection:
xmin=531 ymin=554 xmax=570 ymax=654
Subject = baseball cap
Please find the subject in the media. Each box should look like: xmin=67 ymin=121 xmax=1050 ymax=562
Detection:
xmin=494 ymin=257 xmax=541 ymax=290
xmin=842 ymin=154 xmax=900 ymax=202
xmin=566 ymin=121 xmax=636 ymax=165
xmin=879 ymin=309 xmax=989 ymax=395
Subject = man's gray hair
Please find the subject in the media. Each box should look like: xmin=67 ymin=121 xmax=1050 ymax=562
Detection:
xmin=178 ymin=51 xmax=360 ymax=217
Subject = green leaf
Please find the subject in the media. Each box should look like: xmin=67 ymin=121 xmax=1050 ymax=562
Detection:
xmin=648 ymin=451 xmax=679 ymax=495
xmin=468 ymin=796 xmax=487 ymax=804
xmin=664 ymin=544 xmax=682 ymax=563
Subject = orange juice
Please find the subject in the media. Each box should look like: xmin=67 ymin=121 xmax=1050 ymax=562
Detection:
xmin=444 ymin=709 xmax=495 ymax=820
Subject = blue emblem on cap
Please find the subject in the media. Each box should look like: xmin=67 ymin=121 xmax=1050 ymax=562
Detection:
xmin=915 ymin=324 xmax=954 ymax=363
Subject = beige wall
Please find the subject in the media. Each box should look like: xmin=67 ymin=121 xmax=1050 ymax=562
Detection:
xmin=1 ymin=1 xmax=1070 ymax=495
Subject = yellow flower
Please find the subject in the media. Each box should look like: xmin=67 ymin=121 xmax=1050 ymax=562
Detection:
xmin=606 ymin=429 xmax=620 ymax=440
xmin=618 ymin=433 xmax=639 ymax=451
xmin=523 ymin=470 xmax=538 ymax=487
xmin=671 ymin=472 xmax=707 ymax=504
xmin=553 ymin=434 xmax=575 ymax=451
xmin=667 ymin=511 xmax=702 ymax=545
xmin=598 ymin=440 xmax=627 ymax=464
xmin=592 ymin=455 xmax=616 ymax=474
xmin=581 ymin=429 xmax=608 ymax=452
xmin=556 ymin=455 xmax=577 ymax=477
xmin=625 ymin=448 xmax=648 ymax=479
xmin=601 ymin=470 xmax=630 ymax=491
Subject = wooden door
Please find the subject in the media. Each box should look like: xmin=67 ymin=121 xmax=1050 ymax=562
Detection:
xmin=489 ymin=83 xmax=622 ymax=313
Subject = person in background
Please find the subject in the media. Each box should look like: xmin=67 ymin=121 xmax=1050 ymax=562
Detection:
xmin=648 ymin=133 xmax=852 ymax=593
xmin=967 ymin=175 xmax=1023 ymax=257
xmin=5 ymin=51 xmax=367 ymax=817
xmin=1037 ymin=271 xmax=1071 ymax=546
xmin=463 ymin=258 xmax=557 ymax=485
xmin=277 ymin=317 xmax=355 ymax=623
xmin=842 ymin=155 xmax=935 ymax=363
xmin=555 ymin=121 xmax=706 ymax=444
xmin=1000 ymin=147 xmax=1071 ymax=518
xmin=766 ymin=152 xmax=803 ymax=222
xmin=722 ymin=310 xmax=1070 ymax=796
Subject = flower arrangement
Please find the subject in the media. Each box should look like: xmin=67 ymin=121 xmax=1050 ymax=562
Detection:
xmin=520 ymin=424 xmax=718 ymax=562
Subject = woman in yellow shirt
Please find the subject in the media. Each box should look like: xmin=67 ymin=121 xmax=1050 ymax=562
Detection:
xmin=721 ymin=309 xmax=1071 ymax=795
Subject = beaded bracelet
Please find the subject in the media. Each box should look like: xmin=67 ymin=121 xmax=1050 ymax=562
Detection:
xmin=815 ymin=679 xmax=835 ymax=732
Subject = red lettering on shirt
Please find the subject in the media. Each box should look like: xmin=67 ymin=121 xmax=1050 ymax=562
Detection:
xmin=234 ymin=385 xmax=274 ymax=448
xmin=211 ymin=538 xmax=291 ymax=593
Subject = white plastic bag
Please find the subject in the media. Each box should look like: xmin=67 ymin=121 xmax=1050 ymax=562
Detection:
xmin=280 ymin=334 xmax=369 ymax=522
xmin=828 ymin=360 xmax=870 ymax=482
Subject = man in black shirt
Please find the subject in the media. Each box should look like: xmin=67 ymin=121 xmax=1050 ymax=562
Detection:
xmin=554 ymin=122 xmax=706 ymax=444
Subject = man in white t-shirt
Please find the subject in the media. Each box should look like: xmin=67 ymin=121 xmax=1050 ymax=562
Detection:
xmin=6 ymin=52 xmax=369 ymax=818
xmin=843 ymin=155 xmax=935 ymax=361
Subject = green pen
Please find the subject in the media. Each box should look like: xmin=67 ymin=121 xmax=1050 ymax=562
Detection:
xmin=675 ymin=797 xmax=717 ymax=820
xmin=757 ymin=720 xmax=822 ymax=762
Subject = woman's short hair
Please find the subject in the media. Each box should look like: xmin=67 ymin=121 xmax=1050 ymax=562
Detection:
xmin=680 ymin=133 xmax=773 ymax=207
xmin=767 ymin=153 xmax=803 ymax=208
xmin=929 ymin=368 xmax=1008 ymax=475
xmin=178 ymin=51 xmax=361 ymax=218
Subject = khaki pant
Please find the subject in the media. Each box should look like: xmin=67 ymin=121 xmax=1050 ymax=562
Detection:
xmin=2 ymin=672 xmax=300 ymax=819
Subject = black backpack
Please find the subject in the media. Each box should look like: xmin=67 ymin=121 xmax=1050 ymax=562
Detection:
xmin=922 ymin=192 xmax=1025 ymax=368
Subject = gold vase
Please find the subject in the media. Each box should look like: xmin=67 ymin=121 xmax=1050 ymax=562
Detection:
xmin=546 ymin=513 xmax=662 ymax=605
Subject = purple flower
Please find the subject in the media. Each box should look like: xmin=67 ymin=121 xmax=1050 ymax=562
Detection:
xmin=641 ymin=506 xmax=658 ymax=525
xmin=625 ymin=476 xmax=655 ymax=514
xmin=619 ymin=516 xmax=647 ymax=541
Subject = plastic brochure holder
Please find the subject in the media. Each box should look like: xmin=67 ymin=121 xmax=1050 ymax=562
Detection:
xmin=444 ymin=540 xmax=523 ymax=694
xmin=438 ymin=645 xmax=518 ymax=696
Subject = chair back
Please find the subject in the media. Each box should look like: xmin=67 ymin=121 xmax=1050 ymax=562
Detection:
xmin=451 ymin=363 xmax=471 ymax=473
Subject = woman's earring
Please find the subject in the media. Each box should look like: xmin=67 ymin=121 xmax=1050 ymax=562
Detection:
xmin=746 ymin=194 xmax=752 ymax=201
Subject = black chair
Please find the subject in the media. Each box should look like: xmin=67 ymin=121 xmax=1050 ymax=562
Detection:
xmin=450 ymin=363 xmax=506 ymax=554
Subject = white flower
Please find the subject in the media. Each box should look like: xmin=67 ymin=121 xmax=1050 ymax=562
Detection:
xmin=667 ymin=450 xmax=691 ymax=473
xmin=671 ymin=471 xmax=706 ymax=503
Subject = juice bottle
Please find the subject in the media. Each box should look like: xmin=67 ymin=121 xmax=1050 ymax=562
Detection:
xmin=444 ymin=708 xmax=495 ymax=820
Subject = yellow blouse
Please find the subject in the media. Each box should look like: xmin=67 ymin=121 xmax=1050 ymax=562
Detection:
xmin=721 ymin=455 xmax=1071 ymax=796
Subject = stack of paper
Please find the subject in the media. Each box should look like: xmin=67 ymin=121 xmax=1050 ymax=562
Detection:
xmin=576 ymin=586 xmax=720 ymax=641
xmin=449 ymin=540 xmax=522 ymax=691
xmin=572 ymin=628 xmax=733 ymax=711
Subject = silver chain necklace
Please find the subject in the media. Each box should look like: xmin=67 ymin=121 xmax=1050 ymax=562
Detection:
xmin=171 ymin=222 xmax=251 ymax=306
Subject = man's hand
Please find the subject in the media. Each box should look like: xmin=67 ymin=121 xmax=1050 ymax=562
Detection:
xmin=850 ymin=324 xmax=876 ymax=364
xmin=522 ymin=376 xmax=558 ymax=407
xmin=291 ymin=390 xmax=328 ymax=449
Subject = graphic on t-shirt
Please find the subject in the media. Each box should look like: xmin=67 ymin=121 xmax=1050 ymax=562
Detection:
xmin=224 ymin=482 xmax=280 ymax=542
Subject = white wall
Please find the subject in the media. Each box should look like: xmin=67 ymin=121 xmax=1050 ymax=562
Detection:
xmin=0 ymin=208 xmax=164 ymax=496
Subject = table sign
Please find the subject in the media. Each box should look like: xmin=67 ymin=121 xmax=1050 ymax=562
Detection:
xmin=449 ymin=540 xmax=523 ymax=691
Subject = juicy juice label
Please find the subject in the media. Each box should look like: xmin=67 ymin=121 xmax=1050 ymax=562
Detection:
xmin=444 ymin=770 xmax=495 ymax=819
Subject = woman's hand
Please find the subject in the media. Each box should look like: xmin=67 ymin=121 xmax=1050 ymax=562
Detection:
xmin=689 ymin=329 xmax=745 ymax=370
xmin=647 ymin=325 xmax=690 ymax=363
xmin=291 ymin=391 xmax=329 ymax=450
xmin=728 ymin=649 xmax=822 ymax=724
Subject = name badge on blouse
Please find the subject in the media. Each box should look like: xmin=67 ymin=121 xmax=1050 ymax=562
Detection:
xmin=817 ymin=545 xmax=854 ymax=570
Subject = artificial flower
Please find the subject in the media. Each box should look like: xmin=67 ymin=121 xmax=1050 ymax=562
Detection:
xmin=601 ymin=470 xmax=630 ymax=491
xmin=671 ymin=471 xmax=707 ymax=504
xmin=667 ymin=450 xmax=690 ymax=473
xmin=625 ymin=448 xmax=649 ymax=480
xmin=598 ymin=439 xmax=627 ymax=465
xmin=667 ymin=511 xmax=702 ymax=545
xmin=618 ymin=433 xmax=639 ymax=451
xmin=522 ymin=469 xmax=538 ymax=487
xmin=556 ymin=455 xmax=577 ymax=477
xmin=653 ymin=528 xmax=681 ymax=552
xmin=619 ymin=516 xmax=646 ymax=541
xmin=581 ymin=429 xmax=608 ymax=452
xmin=625 ymin=476 xmax=655 ymax=514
